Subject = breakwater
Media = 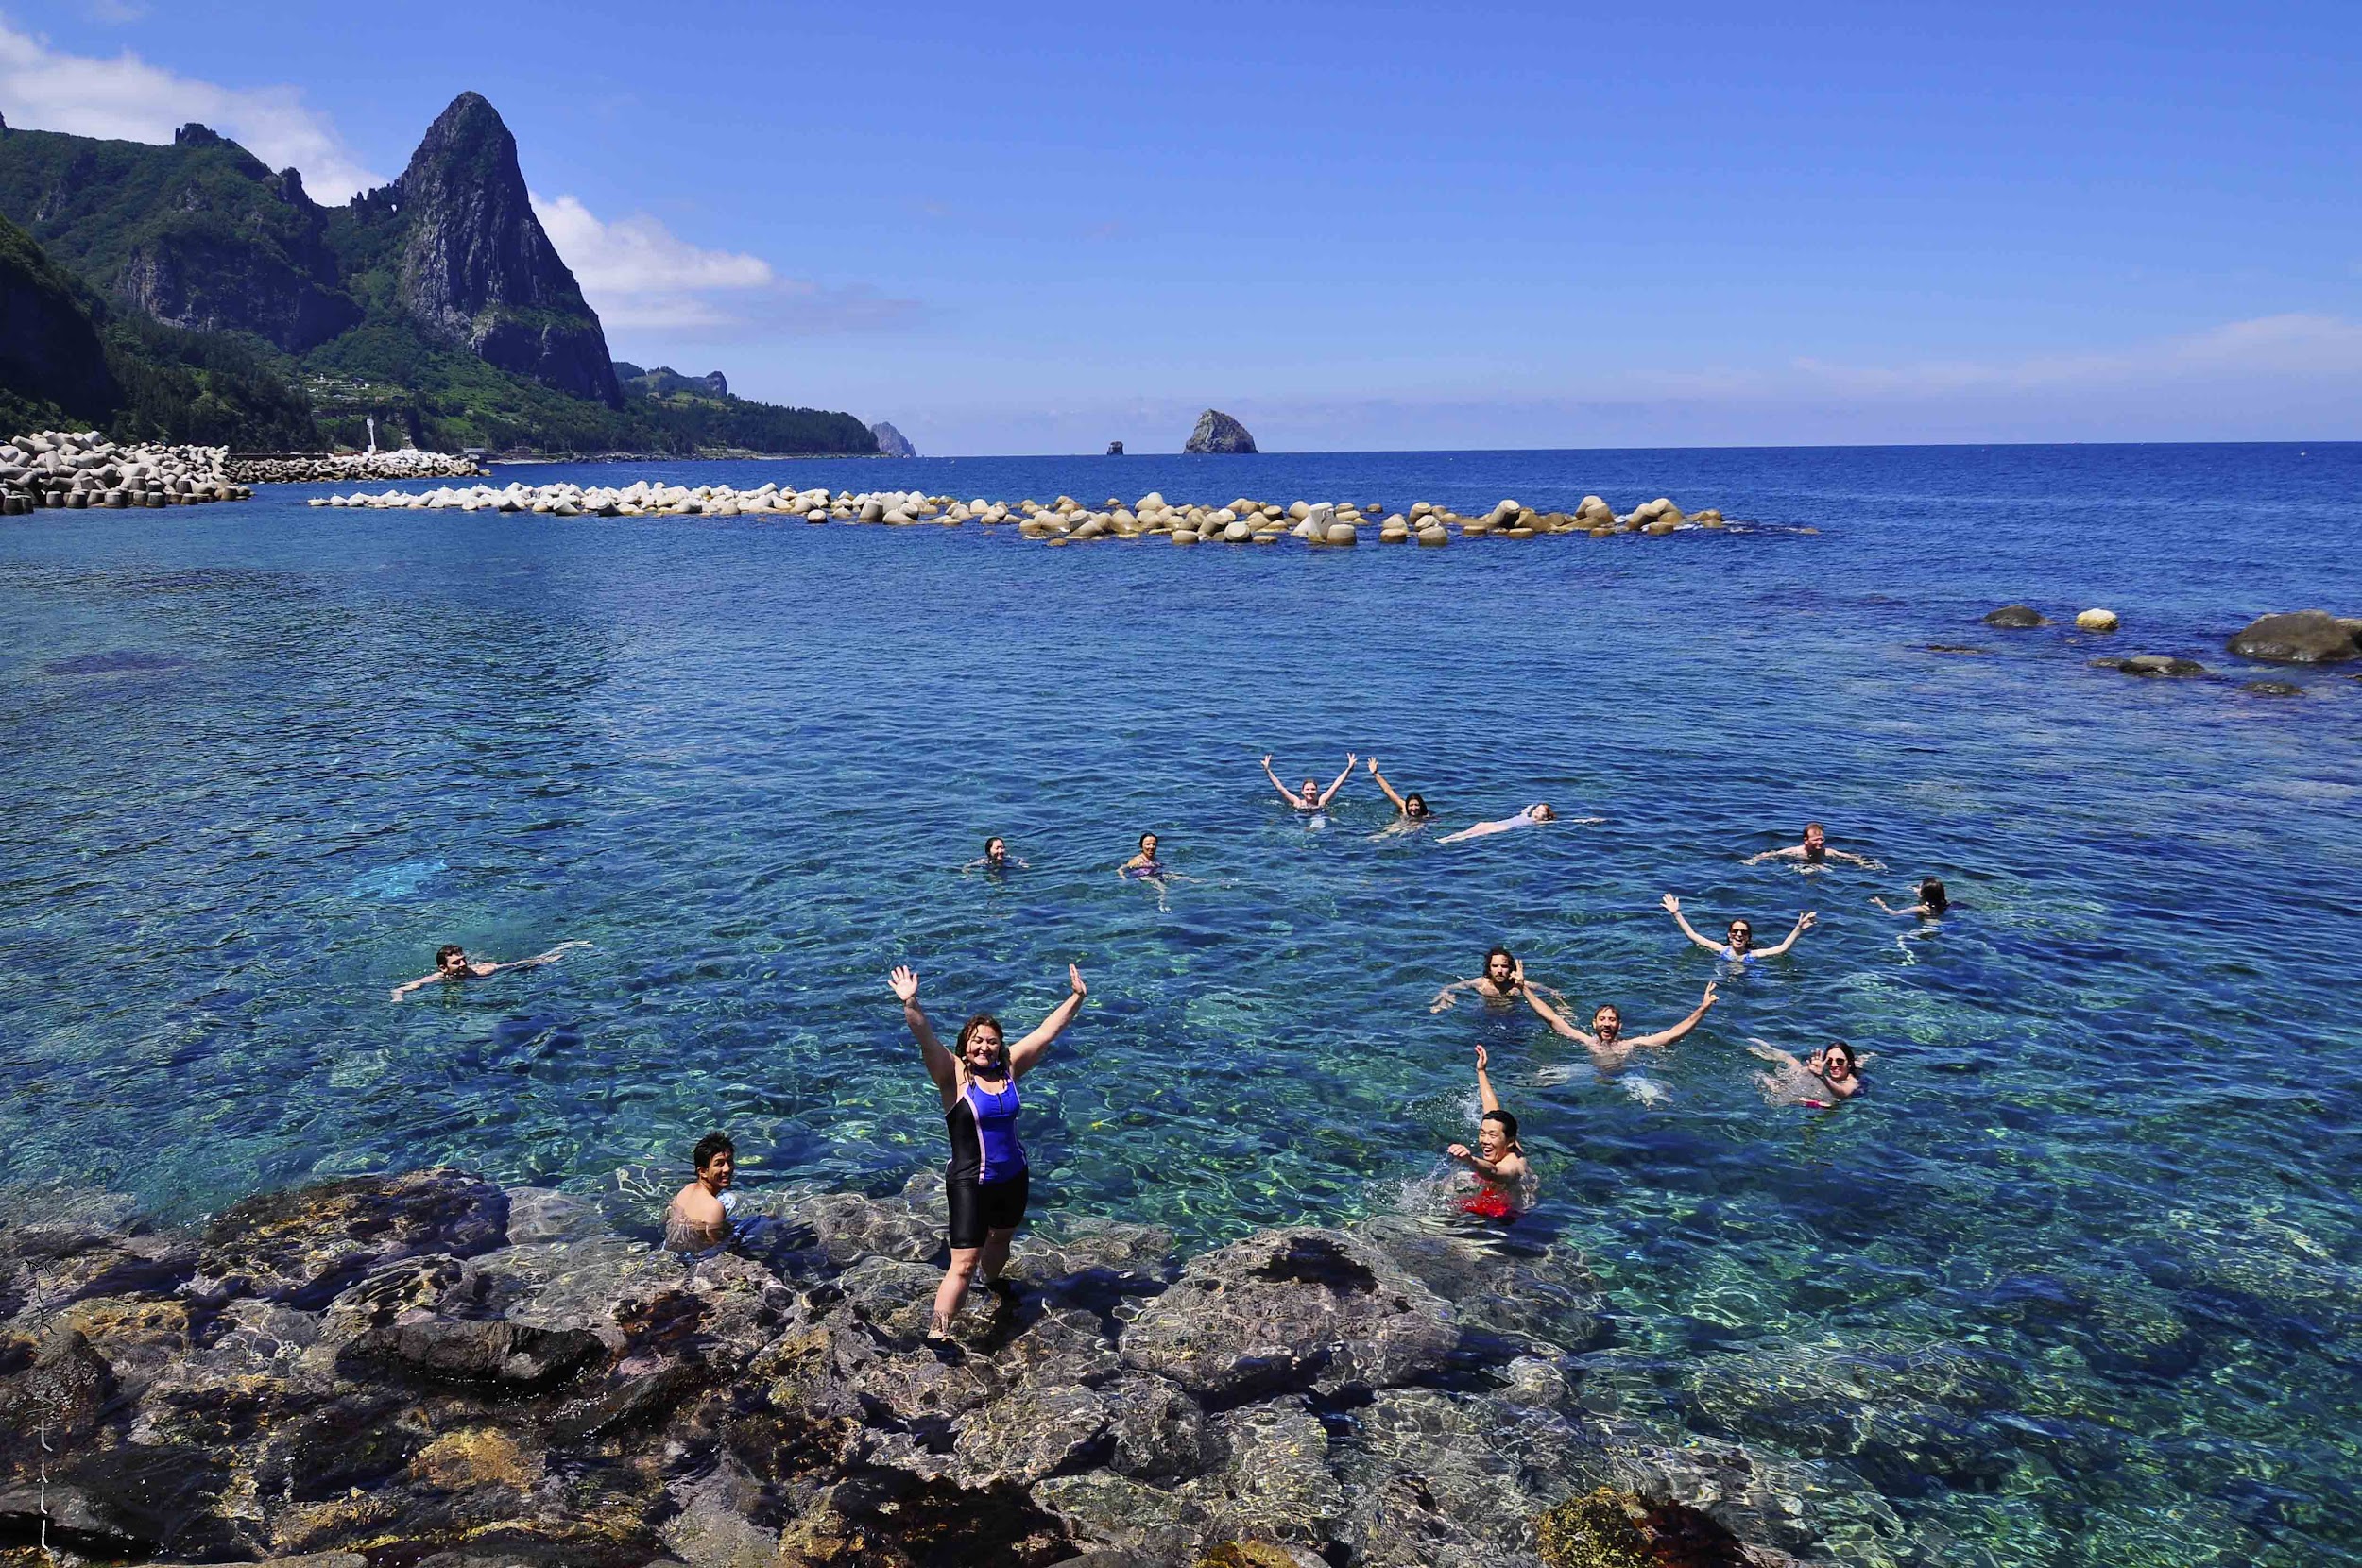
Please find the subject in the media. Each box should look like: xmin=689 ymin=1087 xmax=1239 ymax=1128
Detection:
xmin=0 ymin=1167 xmax=1873 ymax=1567
xmin=226 ymin=449 xmax=490 ymax=485
xmin=313 ymin=480 xmax=1729 ymax=545
xmin=0 ymin=429 xmax=251 ymax=513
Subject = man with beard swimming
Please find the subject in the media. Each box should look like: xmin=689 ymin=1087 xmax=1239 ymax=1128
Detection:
xmin=1743 ymin=822 xmax=1884 ymax=870
xmin=1522 ymin=981 xmax=1719 ymax=1066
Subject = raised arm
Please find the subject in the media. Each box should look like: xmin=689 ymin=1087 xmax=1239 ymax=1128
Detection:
xmin=1318 ymin=754 xmax=1359 ymax=807
xmin=1259 ymin=755 xmax=1301 ymax=806
xmin=1007 ymin=964 xmax=1087 ymax=1077
xmin=1472 ymin=1041 xmax=1501 ymax=1116
xmin=1628 ymin=981 xmax=1719 ymax=1049
xmin=1757 ymin=911 xmax=1818 ymax=958
xmin=1367 ymin=757 xmax=1409 ymax=813
xmin=1521 ymin=986 xmax=1594 ymax=1045
xmin=889 ymin=965 xmax=960 ymax=1101
xmin=1661 ymin=893 xmax=1720 ymax=951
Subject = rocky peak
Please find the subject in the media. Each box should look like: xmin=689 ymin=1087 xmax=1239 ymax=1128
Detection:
xmin=1183 ymin=407 xmax=1258 ymax=454
xmin=869 ymin=419 xmax=916 ymax=458
xmin=173 ymin=124 xmax=226 ymax=149
xmin=391 ymin=92 xmax=621 ymax=407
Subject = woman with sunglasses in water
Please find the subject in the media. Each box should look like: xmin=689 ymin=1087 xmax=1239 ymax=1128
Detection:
xmin=1660 ymin=894 xmax=1816 ymax=964
xmin=888 ymin=961 xmax=1087 ymax=1338
xmin=1747 ymin=1037 xmax=1866 ymax=1107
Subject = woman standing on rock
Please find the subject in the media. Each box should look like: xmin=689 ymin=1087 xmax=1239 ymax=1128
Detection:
xmin=889 ymin=962 xmax=1087 ymax=1338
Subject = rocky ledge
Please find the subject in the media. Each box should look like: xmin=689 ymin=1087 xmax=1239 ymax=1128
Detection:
xmin=0 ymin=430 xmax=252 ymax=514
xmin=311 ymin=485 xmax=1731 ymax=548
xmin=0 ymin=1169 xmax=1884 ymax=1568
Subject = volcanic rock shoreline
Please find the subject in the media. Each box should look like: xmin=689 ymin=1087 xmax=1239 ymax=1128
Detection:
xmin=0 ymin=1169 xmax=1890 ymax=1568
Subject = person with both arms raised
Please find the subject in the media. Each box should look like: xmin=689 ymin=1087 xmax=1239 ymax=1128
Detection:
xmin=889 ymin=961 xmax=1087 ymax=1339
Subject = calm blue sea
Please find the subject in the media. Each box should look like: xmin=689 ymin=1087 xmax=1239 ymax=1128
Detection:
xmin=4 ymin=444 xmax=2360 ymax=1567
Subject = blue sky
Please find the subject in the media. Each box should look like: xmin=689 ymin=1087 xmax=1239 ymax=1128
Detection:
xmin=6 ymin=1 xmax=2360 ymax=452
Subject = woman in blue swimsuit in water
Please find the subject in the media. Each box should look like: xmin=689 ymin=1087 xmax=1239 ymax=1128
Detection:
xmin=1661 ymin=893 xmax=1816 ymax=963
xmin=889 ymin=961 xmax=1087 ymax=1338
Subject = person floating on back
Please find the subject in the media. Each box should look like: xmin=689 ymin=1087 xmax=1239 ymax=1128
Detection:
xmin=1743 ymin=822 xmax=1884 ymax=870
xmin=1438 ymin=803 xmax=1560 ymax=844
xmin=1524 ymin=981 xmax=1718 ymax=1067
xmin=1446 ymin=1044 xmax=1532 ymax=1220
xmin=1874 ymin=878 xmax=1949 ymax=919
xmin=1662 ymin=894 xmax=1815 ymax=963
xmin=390 ymin=940 xmax=590 ymax=1001
xmin=666 ymin=1132 xmax=739 ymax=1255
xmin=1261 ymin=752 xmax=1357 ymax=826
xmin=889 ymin=960 xmax=1088 ymax=1339
xmin=1365 ymin=756 xmax=1431 ymax=833
xmin=1748 ymin=1038 xmax=1867 ymax=1107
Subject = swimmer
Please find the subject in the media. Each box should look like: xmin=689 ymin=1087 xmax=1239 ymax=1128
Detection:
xmin=889 ymin=961 xmax=1088 ymax=1338
xmin=1365 ymin=757 xmax=1431 ymax=831
xmin=1118 ymin=831 xmax=1168 ymax=880
xmin=665 ymin=1132 xmax=738 ymax=1254
xmin=1874 ymin=878 xmax=1949 ymax=919
xmin=1747 ymin=1037 xmax=1866 ymax=1106
xmin=1429 ymin=947 xmax=1562 ymax=1013
xmin=1261 ymin=753 xmax=1357 ymax=813
xmin=967 ymin=836 xmax=1028 ymax=874
xmin=1523 ymin=981 xmax=1718 ymax=1066
xmin=1661 ymin=895 xmax=1815 ymax=962
xmin=1743 ymin=822 xmax=1885 ymax=870
xmin=1438 ymin=803 xmax=1566 ymax=844
xmin=1446 ymin=1044 xmax=1532 ymax=1220
xmin=390 ymin=940 xmax=590 ymax=1001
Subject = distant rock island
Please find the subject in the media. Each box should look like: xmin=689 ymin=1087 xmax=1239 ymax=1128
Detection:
xmin=1184 ymin=407 xmax=1257 ymax=453
xmin=869 ymin=420 xmax=916 ymax=458
xmin=1106 ymin=439 xmax=1124 ymax=455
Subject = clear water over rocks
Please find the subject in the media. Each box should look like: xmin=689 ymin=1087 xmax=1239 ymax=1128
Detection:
xmin=3 ymin=442 xmax=2359 ymax=1567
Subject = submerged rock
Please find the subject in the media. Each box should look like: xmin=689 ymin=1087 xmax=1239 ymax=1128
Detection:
xmin=1982 ymin=604 xmax=2047 ymax=628
xmin=1120 ymin=1228 xmax=1455 ymax=1401
xmin=1183 ymin=408 xmax=1258 ymax=454
xmin=2106 ymin=655 xmax=2206 ymax=677
xmin=197 ymin=1169 xmax=508 ymax=1308
xmin=2226 ymin=608 xmax=2359 ymax=663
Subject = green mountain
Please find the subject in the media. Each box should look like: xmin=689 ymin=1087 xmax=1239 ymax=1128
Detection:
xmin=0 ymin=99 xmax=876 ymax=455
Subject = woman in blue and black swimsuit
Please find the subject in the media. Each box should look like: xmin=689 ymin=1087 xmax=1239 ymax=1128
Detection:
xmin=889 ymin=961 xmax=1088 ymax=1338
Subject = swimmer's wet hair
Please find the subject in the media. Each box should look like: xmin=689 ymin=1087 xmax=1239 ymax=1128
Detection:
xmin=1404 ymin=793 xmax=1429 ymax=817
xmin=1486 ymin=946 xmax=1516 ymax=970
xmin=1806 ymin=821 xmax=1827 ymax=834
xmin=436 ymin=943 xmax=465 ymax=966
xmin=957 ymin=1013 xmax=1008 ymax=1067
xmin=1920 ymin=878 xmax=1949 ymax=912
xmin=1823 ymin=1041 xmax=1857 ymax=1069
xmin=693 ymin=1132 xmax=735 ymax=1170
xmin=1138 ymin=831 xmax=1156 ymax=851
xmin=1482 ymin=1109 xmax=1520 ymax=1149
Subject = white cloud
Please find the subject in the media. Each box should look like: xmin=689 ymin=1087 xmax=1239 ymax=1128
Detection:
xmin=530 ymin=194 xmax=774 ymax=330
xmin=533 ymin=192 xmax=922 ymax=339
xmin=0 ymin=18 xmax=384 ymax=197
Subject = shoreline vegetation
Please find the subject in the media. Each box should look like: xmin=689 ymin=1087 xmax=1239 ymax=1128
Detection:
xmin=0 ymin=1165 xmax=1872 ymax=1567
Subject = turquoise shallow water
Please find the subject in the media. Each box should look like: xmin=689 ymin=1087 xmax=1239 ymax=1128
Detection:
xmin=3 ymin=444 xmax=2360 ymax=1566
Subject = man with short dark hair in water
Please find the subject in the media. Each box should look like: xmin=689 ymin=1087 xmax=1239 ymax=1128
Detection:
xmin=666 ymin=1132 xmax=738 ymax=1253
xmin=390 ymin=940 xmax=589 ymax=1000
xmin=1430 ymin=947 xmax=1561 ymax=1013
xmin=1446 ymin=1044 xmax=1531 ymax=1219
xmin=1261 ymin=753 xmax=1357 ymax=817
xmin=1365 ymin=757 xmax=1430 ymax=831
xmin=1748 ymin=1038 xmax=1866 ymax=1106
xmin=1523 ymin=981 xmax=1718 ymax=1066
xmin=1662 ymin=895 xmax=1815 ymax=963
xmin=1744 ymin=822 xmax=1884 ymax=869
xmin=890 ymin=961 xmax=1088 ymax=1338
